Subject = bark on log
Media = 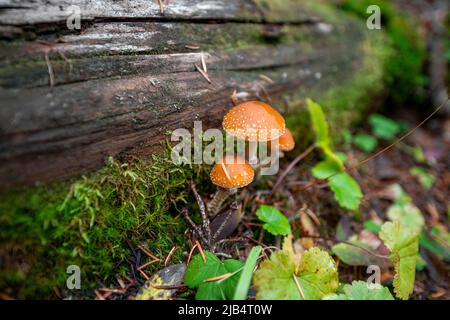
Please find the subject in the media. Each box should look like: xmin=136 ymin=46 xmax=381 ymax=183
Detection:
xmin=0 ymin=0 xmax=370 ymax=190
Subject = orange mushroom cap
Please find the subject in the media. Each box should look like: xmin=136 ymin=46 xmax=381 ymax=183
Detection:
xmin=278 ymin=128 xmax=295 ymax=151
xmin=210 ymin=155 xmax=254 ymax=189
xmin=223 ymin=101 xmax=285 ymax=141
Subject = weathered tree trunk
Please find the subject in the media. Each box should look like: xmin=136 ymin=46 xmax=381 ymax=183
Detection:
xmin=0 ymin=0 xmax=374 ymax=190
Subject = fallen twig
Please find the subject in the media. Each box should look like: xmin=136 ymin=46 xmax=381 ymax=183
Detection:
xmin=138 ymin=245 xmax=160 ymax=261
xmin=157 ymin=0 xmax=164 ymax=14
xmin=185 ymin=44 xmax=200 ymax=50
xmin=194 ymin=64 xmax=212 ymax=83
xmin=271 ymin=144 xmax=316 ymax=192
xmin=164 ymin=246 xmax=177 ymax=266
xmin=44 ymin=52 xmax=54 ymax=87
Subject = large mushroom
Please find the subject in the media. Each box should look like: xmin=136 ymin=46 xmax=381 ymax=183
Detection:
xmin=222 ymin=101 xmax=286 ymax=166
xmin=207 ymin=155 xmax=254 ymax=216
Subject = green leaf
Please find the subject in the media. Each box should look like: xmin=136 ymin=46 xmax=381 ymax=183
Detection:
xmin=311 ymin=158 xmax=343 ymax=180
xmin=341 ymin=129 xmax=353 ymax=148
xmin=307 ymin=98 xmax=330 ymax=149
xmin=416 ymin=253 xmax=426 ymax=271
xmin=254 ymin=247 xmax=338 ymax=300
xmin=221 ymin=259 xmax=244 ymax=299
xmin=364 ymin=220 xmax=381 ymax=234
xmin=329 ymin=173 xmax=362 ymax=210
xmin=332 ymin=241 xmax=382 ymax=266
xmin=368 ymin=114 xmax=401 ymax=140
xmin=324 ymin=281 xmax=394 ymax=300
xmin=233 ymin=246 xmax=262 ymax=300
xmin=184 ymin=251 xmax=243 ymax=300
xmin=419 ymin=232 xmax=450 ymax=261
xmin=387 ymin=203 xmax=424 ymax=234
xmin=353 ymin=134 xmax=378 ymax=153
xmin=311 ymin=147 xmax=345 ymax=180
xmin=409 ymin=167 xmax=435 ymax=190
xmin=379 ymin=221 xmax=419 ymax=300
xmin=253 ymin=250 xmax=300 ymax=300
xmin=335 ymin=152 xmax=348 ymax=163
xmin=256 ymin=205 xmax=291 ymax=236
xmin=295 ymin=247 xmax=339 ymax=299
xmin=411 ymin=146 xmax=426 ymax=163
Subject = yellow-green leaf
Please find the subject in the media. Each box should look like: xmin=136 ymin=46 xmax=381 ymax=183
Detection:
xmin=307 ymin=98 xmax=330 ymax=149
xmin=380 ymin=221 xmax=419 ymax=300
xmin=387 ymin=203 xmax=424 ymax=234
xmin=254 ymin=247 xmax=338 ymax=300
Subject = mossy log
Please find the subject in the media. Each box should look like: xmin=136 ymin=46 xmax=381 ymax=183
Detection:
xmin=0 ymin=0 xmax=387 ymax=190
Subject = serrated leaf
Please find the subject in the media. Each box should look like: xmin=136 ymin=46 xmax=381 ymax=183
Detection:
xmin=253 ymin=250 xmax=300 ymax=300
xmin=387 ymin=203 xmax=424 ymax=234
xmin=369 ymin=114 xmax=401 ymax=140
xmin=380 ymin=221 xmax=419 ymax=300
xmin=329 ymin=173 xmax=362 ymax=210
xmin=254 ymin=247 xmax=338 ymax=300
xmin=256 ymin=205 xmax=291 ymax=236
xmin=184 ymin=251 xmax=243 ymax=300
xmin=353 ymin=134 xmax=378 ymax=153
xmin=324 ymin=281 xmax=394 ymax=300
xmin=296 ymin=247 xmax=339 ymax=299
xmin=307 ymin=98 xmax=330 ymax=149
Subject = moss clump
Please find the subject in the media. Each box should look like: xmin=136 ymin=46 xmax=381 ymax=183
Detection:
xmin=338 ymin=0 xmax=427 ymax=105
xmin=0 ymin=150 xmax=209 ymax=299
xmin=283 ymin=25 xmax=390 ymax=148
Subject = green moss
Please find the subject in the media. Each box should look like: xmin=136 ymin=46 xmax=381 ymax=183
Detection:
xmin=0 ymin=150 xmax=209 ymax=299
xmin=338 ymin=0 xmax=427 ymax=105
xmin=283 ymin=26 xmax=389 ymax=147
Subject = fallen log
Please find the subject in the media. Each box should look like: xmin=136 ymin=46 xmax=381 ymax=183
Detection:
xmin=0 ymin=0 xmax=383 ymax=189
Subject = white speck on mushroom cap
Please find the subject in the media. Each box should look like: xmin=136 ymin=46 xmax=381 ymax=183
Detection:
xmin=223 ymin=101 xmax=286 ymax=141
xmin=210 ymin=155 xmax=254 ymax=189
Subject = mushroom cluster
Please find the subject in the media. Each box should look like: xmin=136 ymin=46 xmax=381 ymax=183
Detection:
xmin=207 ymin=100 xmax=296 ymax=215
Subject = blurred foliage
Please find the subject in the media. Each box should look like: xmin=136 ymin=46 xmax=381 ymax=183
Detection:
xmin=338 ymin=0 xmax=427 ymax=105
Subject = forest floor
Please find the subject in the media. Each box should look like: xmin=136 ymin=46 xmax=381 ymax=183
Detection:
xmin=91 ymin=105 xmax=450 ymax=301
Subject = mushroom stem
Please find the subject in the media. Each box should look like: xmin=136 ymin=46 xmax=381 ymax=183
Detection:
xmin=254 ymin=149 xmax=283 ymax=172
xmin=207 ymin=187 xmax=236 ymax=217
xmin=248 ymin=141 xmax=258 ymax=166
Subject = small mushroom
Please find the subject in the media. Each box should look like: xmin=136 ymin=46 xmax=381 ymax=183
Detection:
xmin=277 ymin=127 xmax=295 ymax=157
xmin=258 ymin=128 xmax=296 ymax=168
xmin=207 ymin=155 xmax=254 ymax=216
xmin=222 ymin=101 xmax=286 ymax=166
